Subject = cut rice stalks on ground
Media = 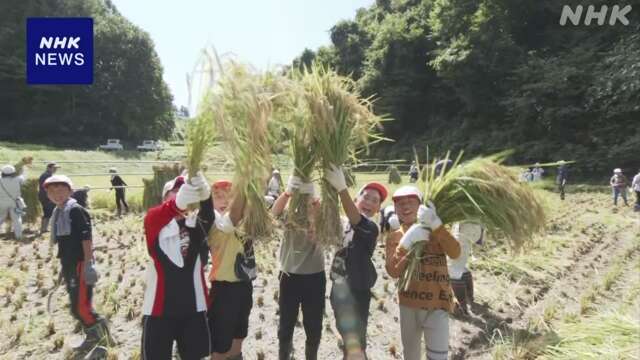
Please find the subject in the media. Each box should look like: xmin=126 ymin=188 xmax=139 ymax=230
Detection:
xmin=299 ymin=64 xmax=387 ymax=247
xmin=399 ymin=152 xmax=546 ymax=291
xmin=201 ymin=61 xmax=278 ymax=240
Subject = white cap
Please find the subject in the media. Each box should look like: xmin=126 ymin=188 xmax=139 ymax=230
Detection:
xmin=109 ymin=167 xmax=117 ymax=173
xmin=392 ymin=186 xmax=423 ymax=202
xmin=1 ymin=165 xmax=16 ymax=175
xmin=273 ymin=169 xmax=280 ymax=174
xmin=43 ymin=174 xmax=74 ymax=189
xmin=614 ymin=168 xmax=622 ymax=173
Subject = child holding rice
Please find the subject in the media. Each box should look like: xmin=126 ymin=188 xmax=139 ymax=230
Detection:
xmin=141 ymin=172 xmax=214 ymax=360
xmin=324 ymin=164 xmax=387 ymax=359
xmin=207 ymin=179 xmax=254 ymax=360
xmin=271 ymin=175 xmax=325 ymax=360
xmin=385 ymin=186 xmax=460 ymax=360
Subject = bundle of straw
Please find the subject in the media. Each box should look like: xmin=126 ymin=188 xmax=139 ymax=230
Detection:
xmin=204 ymin=63 xmax=276 ymax=239
xmin=388 ymin=165 xmax=402 ymax=184
xmin=142 ymin=164 xmax=181 ymax=209
xmin=300 ymin=64 xmax=385 ymax=246
xmin=21 ymin=178 xmax=41 ymax=224
xmin=398 ymin=152 xmax=546 ymax=291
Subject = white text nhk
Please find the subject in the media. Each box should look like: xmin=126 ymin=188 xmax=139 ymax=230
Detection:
xmin=35 ymin=36 xmax=85 ymax=66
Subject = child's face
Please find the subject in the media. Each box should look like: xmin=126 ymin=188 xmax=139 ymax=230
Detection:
xmin=356 ymin=189 xmax=382 ymax=218
xmin=213 ymin=187 xmax=231 ymax=213
xmin=46 ymin=184 xmax=72 ymax=206
xmin=394 ymin=196 xmax=420 ymax=225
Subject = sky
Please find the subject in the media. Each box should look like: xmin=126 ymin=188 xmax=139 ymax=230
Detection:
xmin=110 ymin=0 xmax=374 ymax=112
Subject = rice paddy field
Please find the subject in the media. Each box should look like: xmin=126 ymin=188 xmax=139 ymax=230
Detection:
xmin=0 ymin=142 xmax=639 ymax=359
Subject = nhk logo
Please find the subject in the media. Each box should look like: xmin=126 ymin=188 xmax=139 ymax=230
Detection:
xmin=27 ymin=18 xmax=93 ymax=84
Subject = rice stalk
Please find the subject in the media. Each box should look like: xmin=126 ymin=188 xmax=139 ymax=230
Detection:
xmin=202 ymin=62 xmax=277 ymax=239
xmin=300 ymin=63 xmax=386 ymax=247
xmin=399 ymin=151 xmax=546 ymax=291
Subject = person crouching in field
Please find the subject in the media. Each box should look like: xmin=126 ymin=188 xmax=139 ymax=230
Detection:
xmin=324 ymin=165 xmax=387 ymax=360
xmin=385 ymin=186 xmax=461 ymax=360
xmin=207 ymin=180 xmax=255 ymax=360
xmin=45 ymin=175 xmax=113 ymax=357
xmin=141 ymin=172 xmax=214 ymax=360
xmin=271 ymin=176 xmax=325 ymax=360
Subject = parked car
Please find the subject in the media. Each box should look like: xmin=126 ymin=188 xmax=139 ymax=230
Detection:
xmin=137 ymin=140 xmax=163 ymax=152
xmin=99 ymin=139 xmax=123 ymax=151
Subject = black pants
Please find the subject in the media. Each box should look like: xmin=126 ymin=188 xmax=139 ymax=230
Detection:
xmin=62 ymin=261 xmax=100 ymax=328
xmin=141 ymin=312 xmax=211 ymax=360
xmin=278 ymin=271 xmax=326 ymax=350
xmin=330 ymin=281 xmax=371 ymax=358
xmin=39 ymin=195 xmax=55 ymax=218
xmin=559 ymin=183 xmax=566 ymax=200
xmin=208 ymin=281 xmax=253 ymax=354
xmin=115 ymin=190 xmax=128 ymax=213
xmin=635 ymin=191 xmax=640 ymax=208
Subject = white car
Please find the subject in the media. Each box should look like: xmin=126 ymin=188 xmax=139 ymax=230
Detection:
xmin=99 ymin=139 xmax=123 ymax=151
xmin=137 ymin=140 xmax=163 ymax=152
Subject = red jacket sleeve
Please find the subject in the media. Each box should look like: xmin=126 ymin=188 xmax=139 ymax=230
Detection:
xmin=144 ymin=199 xmax=181 ymax=254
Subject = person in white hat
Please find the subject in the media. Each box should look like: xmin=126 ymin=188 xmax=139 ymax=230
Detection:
xmin=610 ymin=168 xmax=629 ymax=206
xmin=532 ymin=163 xmax=544 ymax=182
xmin=264 ymin=169 xmax=283 ymax=208
xmin=141 ymin=172 xmax=214 ymax=360
xmin=384 ymin=185 xmax=460 ymax=360
xmin=44 ymin=174 xmax=113 ymax=357
xmin=0 ymin=165 xmax=26 ymax=240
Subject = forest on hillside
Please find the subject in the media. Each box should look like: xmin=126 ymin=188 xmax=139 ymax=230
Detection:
xmin=293 ymin=0 xmax=640 ymax=176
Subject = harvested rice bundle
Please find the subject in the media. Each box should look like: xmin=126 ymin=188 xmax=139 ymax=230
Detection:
xmin=142 ymin=164 xmax=181 ymax=209
xmin=398 ymin=152 xmax=546 ymax=291
xmin=21 ymin=178 xmax=40 ymax=224
xmin=204 ymin=62 xmax=276 ymax=239
xmin=301 ymin=64 xmax=385 ymax=246
xmin=388 ymin=165 xmax=402 ymax=184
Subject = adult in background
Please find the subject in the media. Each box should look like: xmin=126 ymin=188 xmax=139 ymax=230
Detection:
xmin=109 ymin=168 xmax=129 ymax=216
xmin=71 ymin=185 xmax=91 ymax=208
xmin=556 ymin=161 xmax=568 ymax=200
xmin=532 ymin=163 xmax=544 ymax=182
xmin=408 ymin=161 xmax=419 ymax=183
xmin=610 ymin=168 xmax=629 ymax=207
xmin=38 ymin=162 xmax=59 ymax=233
xmin=265 ymin=169 xmax=283 ymax=208
xmin=632 ymin=169 xmax=640 ymax=212
xmin=0 ymin=165 xmax=26 ymax=240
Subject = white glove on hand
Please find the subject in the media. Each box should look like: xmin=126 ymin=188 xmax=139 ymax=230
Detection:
xmin=324 ymin=164 xmax=347 ymax=192
xmin=286 ymin=176 xmax=303 ymax=194
xmin=388 ymin=214 xmax=401 ymax=231
xmin=175 ymin=183 xmax=202 ymax=210
xmin=417 ymin=203 xmax=443 ymax=230
xmin=84 ymin=261 xmax=99 ymax=286
xmin=215 ymin=212 xmax=236 ymax=234
xmin=189 ymin=172 xmax=210 ymax=201
xmin=398 ymin=223 xmax=430 ymax=250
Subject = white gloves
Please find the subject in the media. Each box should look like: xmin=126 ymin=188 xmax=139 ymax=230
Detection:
xmin=398 ymin=223 xmax=430 ymax=250
xmin=381 ymin=205 xmax=401 ymax=232
xmin=176 ymin=183 xmax=203 ymax=210
xmin=286 ymin=175 xmax=315 ymax=195
xmin=84 ymin=261 xmax=99 ymax=286
xmin=324 ymin=164 xmax=347 ymax=192
xmin=389 ymin=214 xmax=400 ymax=231
xmin=417 ymin=203 xmax=443 ymax=231
xmin=215 ymin=212 xmax=236 ymax=234
xmin=189 ymin=172 xmax=211 ymax=201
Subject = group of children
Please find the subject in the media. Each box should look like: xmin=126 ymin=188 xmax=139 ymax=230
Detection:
xmin=39 ymin=162 xmax=485 ymax=360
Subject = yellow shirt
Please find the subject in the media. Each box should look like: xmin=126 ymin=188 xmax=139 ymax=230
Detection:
xmin=208 ymin=228 xmax=244 ymax=282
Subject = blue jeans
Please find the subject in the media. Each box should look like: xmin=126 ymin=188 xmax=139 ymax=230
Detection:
xmin=613 ymin=187 xmax=628 ymax=206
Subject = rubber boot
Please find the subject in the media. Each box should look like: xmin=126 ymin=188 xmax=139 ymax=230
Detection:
xmin=451 ymin=278 xmax=468 ymax=316
xmin=279 ymin=341 xmax=293 ymax=360
xmin=73 ymin=319 xmax=115 ymax=354
xmin=305 ymin=339 xmax=320 ymax=360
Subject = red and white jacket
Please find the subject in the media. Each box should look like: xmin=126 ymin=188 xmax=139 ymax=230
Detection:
xmin=142 ymin=197 xmax=214 ymax=317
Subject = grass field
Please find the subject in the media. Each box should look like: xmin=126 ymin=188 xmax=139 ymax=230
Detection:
xmin=0 ymin=142 xmax=638 ymax=359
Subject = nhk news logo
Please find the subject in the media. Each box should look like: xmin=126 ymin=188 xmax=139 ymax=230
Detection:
xmin=26 ymin=17 xmax=93 ymax=84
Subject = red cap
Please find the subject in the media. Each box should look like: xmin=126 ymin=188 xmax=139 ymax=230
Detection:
xmin=358 ymin=182 xmax=388 ymax=202
xmin=212 ymin=180 xmax=232 ymax=190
